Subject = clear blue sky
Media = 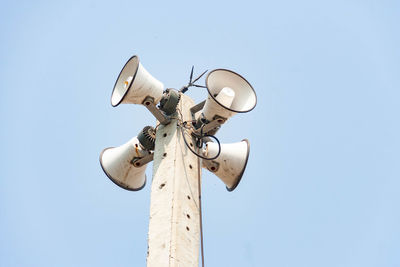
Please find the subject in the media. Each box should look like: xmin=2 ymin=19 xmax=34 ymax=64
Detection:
xmin=1 ymin=0 xmax=399 ymax=266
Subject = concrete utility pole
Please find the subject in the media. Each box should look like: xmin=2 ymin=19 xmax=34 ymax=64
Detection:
xmin=147 ymin=94 xmax=201 ymax=267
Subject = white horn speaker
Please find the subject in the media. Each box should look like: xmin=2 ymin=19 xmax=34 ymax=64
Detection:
xmin=202 ymin=69 xmax=257 ymax=122
xmin=111 ymin=55 xmax=164 ymax=107
xmin=202 ymin=139 xmax=250 ymax=191
xmin=100 ymin=136 xmax=149 ymax=191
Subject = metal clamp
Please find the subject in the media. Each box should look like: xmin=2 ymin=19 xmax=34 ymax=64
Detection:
xmin=190 ymin=100 xmax=205 ymax=116
xmin=159 ymin=89 xmax=181 ymax=115
xmin=143 ymin=97 xmax=170 ymax=125
xmin=190 ymin=100 xmax=225 ymax=135
xmin=202 ymin=159 xmax=219 ymax=172
xmin=131 ymin=153 xmax=154 ymax=168
xmin=193 ymin=117 xmax=225 ymax=136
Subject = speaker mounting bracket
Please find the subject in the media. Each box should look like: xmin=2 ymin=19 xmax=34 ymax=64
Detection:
xmin=190 ymin=100 xmax=225 ymax=135
xmin=131 ymin=153 xmax=154 ymax=168
xmin=193 ymin=117 xmax=225 ymax=136
xmin=190 ymin=100 xmax=206 ymax=115
xmin=202 ymin=159 xmax=220 ymax=172
xmin=143 ymin=97 xmax=170 ymax=125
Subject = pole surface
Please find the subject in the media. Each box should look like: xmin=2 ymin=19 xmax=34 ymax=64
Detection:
xmin=147 ymin=94 xmax=200 ymax=267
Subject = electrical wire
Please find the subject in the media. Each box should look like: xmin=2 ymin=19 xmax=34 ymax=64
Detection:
xmin=179 ymin=126 xmax=221 ymax=160
xmin=197 ymin=152 xmax=205 ymax=267
xmin=175 ymin=106 xmax=222 ymax=161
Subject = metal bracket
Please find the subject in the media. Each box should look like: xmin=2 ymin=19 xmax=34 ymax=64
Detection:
xmin=143 ymin=97 xmax=170 ymax=125
xmin=201 ymin=136 xmax=213 ymax=143
xmin=193 ymin=117 xmax=225 ymax=136
xmin=202 ymin=159 xmax=219 ymax=172
xmin=190 ymin=100 xmax=225 ymax=135
xmin=190 ymin=100 xmax=205 ymax=116
xmin=131 ymin=153 xmax=154 ymax=168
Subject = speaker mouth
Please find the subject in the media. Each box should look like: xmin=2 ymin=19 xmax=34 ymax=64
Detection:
xmin=226 ymin=139 xmax=250 ymax=192
xmin=111 ymin=55 xmax=140 ymax=107
xmin=99 ymin=147 xmax=146 ymax=191
xmin=205 ymin=69 xmax=257 ymax=113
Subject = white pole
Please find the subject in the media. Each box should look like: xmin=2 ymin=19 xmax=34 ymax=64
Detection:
xmin=147 ymin=94 xmax=201 ymax=267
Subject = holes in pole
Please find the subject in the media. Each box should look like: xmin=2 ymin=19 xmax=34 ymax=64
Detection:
xmin=163 ymin=153 xmax=167 ymax=158
xmin=186 ymin=226 xmax=190 ymax=231
xmin=186 ymin=214 xmax=191 ymax=219
xmin=159 ymin=183 xmax=166 ymax=189
xmin=189 ymin=164 xmax=193 ymax=169
xmin=187 ymin=195 xmax=191 ymax=200
xmin=163 ymin=133 xmax=167 ymax=137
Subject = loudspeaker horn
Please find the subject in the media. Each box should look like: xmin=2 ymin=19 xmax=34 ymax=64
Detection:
xmin=202 ymin=69 xmax=257 ymax=121
xmin=202 ymin=139 xmax=250 ymax=191
xmin=111 ymin=55 xmax=164 ymax=107
xmin=100 ymin=136 xmax=150 ymax=191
